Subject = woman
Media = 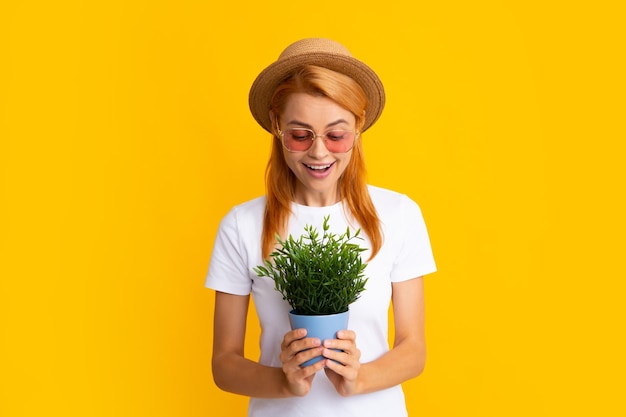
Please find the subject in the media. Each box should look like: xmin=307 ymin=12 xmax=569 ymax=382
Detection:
xmin=206 ymin=38 xmax=436 ymax=416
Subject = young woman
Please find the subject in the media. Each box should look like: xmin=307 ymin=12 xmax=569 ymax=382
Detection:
xmin=206 ymin=38 xmax=436 ymax=417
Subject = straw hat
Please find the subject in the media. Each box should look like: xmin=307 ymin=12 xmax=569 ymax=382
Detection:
xmin=249 ymin=38 xmax=385 ymax=133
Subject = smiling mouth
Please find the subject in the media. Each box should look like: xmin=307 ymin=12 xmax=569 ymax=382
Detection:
xmin=304 ymin=162 xmax=334 ymax=172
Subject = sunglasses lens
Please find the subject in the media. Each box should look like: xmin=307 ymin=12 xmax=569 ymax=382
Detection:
xmin=324 ymin=130 xmax=354 ymax=152
xmin=283 ymin=129 xmax=355 ymax=153
xmin=284 ymin=129 xmax=314 ymax=152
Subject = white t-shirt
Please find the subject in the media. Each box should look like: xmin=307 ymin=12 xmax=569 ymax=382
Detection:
xmin=206 ymin=185 xmax=437 ymax=417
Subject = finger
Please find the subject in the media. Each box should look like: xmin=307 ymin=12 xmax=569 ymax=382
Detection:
xmin=284 ymin=347 xmax=325 ymax=375
xmin=281 ymin=328 xmax=307 ymax=349
xmin=336 ymin=330 xmax=356 ymax=341
xmin=281 ymin=338 xmax=322 ymax=366
xmin=283 ymin=359 xmax=324 ymax=397
xmin=323 ymin=355 xmax=345 ymax=373
xmin=294 ymin=343 xmax=325 ymax=367
xmin=323 ymin=350 xmax=359 ymax=378
xmin=291 ymin=337 xmax=321 ymax=356
xmin=322 ymin=342 xmax=361 ymax=365
xmin=281 ymin=330 xmax=319 ymax=357
xmin=322 ymin=347 xmax=350 ymax=366
xmin=322 ymin=338 xmax=357 ymax=355
xmin=297 ymin=350 xmax=326 ymax=370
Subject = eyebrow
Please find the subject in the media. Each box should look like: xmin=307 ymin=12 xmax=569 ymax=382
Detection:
xmin=286 ymin=119 xmax=350 ymax=129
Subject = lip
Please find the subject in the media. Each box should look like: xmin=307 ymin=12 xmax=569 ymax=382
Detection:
xmin=302 ymin=162 xmax=335 ymax=179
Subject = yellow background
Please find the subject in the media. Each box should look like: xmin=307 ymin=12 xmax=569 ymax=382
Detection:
xmin=2 ymin=1 xmax=624 ymax=416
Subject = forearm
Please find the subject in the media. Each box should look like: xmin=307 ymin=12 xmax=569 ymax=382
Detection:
xmin=212 ymin=352 xmax=291 ymax=398
xmin=352 ymin=277 xmax=427 ymax=395
xmin=356 ymin=337 xmax=426 ymax=395
xmin=212 ymin=292 xmax=292 ymax=398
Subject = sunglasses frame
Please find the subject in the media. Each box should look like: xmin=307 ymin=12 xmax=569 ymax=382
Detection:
xmin=277 ymin=127 xmax=360 ymax=153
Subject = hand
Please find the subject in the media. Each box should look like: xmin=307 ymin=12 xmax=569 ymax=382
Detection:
xmin=279 ymin=328 xmax=326 ymax=396
xmin=323 ymin=330 xmax=362 ymax=396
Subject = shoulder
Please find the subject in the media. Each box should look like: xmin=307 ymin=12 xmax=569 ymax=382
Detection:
xmin=218 ymin=196 xmax=266 ymax=235
xmin=367 ymin=185 xmax=423 ymax=217
xmin=222 ymin=195 xmax=266 ymax=221
xmin=232 ymin=195 xmax=266 ymax=215
xmin=367 ymin=184 xmax=409 ymax=202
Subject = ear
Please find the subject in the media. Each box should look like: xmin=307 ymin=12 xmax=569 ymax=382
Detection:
xmin=357 ymin=110 xmax=366 ymax=132
xmin=269 ymin=111 xmax=280 ymax=136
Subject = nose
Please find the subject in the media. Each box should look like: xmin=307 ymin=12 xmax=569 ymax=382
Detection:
xmin=307 ymin=135 xmax=330 ymax=157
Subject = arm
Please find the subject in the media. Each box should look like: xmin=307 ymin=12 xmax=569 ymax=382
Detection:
xmin=323 ymin=277 xmax=426 ymax=396
xmin=211 ymin=291 xmax=326 ymax=397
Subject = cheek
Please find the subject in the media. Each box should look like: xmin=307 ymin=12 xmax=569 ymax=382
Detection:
xmin=336 ymin=154 xmax=353 ymax=176
xmin=282 ymin=152 xmax=300 ymax=173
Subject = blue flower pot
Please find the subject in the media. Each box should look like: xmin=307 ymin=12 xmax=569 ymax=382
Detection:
xmin=288 ymin=310 xmax=349 ymax=367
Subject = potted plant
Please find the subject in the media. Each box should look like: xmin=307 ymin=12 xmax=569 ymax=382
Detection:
xmin=254 ymin=215 xmax=369 ymax=366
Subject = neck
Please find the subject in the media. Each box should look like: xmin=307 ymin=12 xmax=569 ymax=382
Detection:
xmin=294 ymin=188 xmax=341 ymax=207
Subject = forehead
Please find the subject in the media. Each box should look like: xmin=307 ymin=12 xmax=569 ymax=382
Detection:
xmin=281 ymin=93 xmax=355 ymax=127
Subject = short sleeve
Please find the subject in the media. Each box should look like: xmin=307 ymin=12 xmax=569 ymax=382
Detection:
xmin=205 ymin=208 xmax=253 ymax=295
xmin=390 ymin=196 xmax=437 ymax=282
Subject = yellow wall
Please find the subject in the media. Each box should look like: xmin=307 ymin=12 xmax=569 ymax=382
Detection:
xmin=2 ymin=1 xmax=624 ymax=416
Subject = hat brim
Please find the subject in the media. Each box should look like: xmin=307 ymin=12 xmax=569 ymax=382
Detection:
xmin=249 ymin=52 xmax=385 ymax=133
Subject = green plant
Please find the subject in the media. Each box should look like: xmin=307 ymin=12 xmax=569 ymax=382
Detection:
xmin=254 ymin=215 xmax=369 ymax=316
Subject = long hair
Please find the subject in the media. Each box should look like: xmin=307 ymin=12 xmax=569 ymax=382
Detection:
xmin=261 ymin=65 xmax=382 ymax=260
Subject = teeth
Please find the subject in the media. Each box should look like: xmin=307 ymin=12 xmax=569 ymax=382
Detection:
xmin=306 ymin=164 xmax=331 ymax=170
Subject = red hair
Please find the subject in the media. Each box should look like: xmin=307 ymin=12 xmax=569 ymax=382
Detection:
xmin=262 ymin=65 xmax=382 ymax=260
